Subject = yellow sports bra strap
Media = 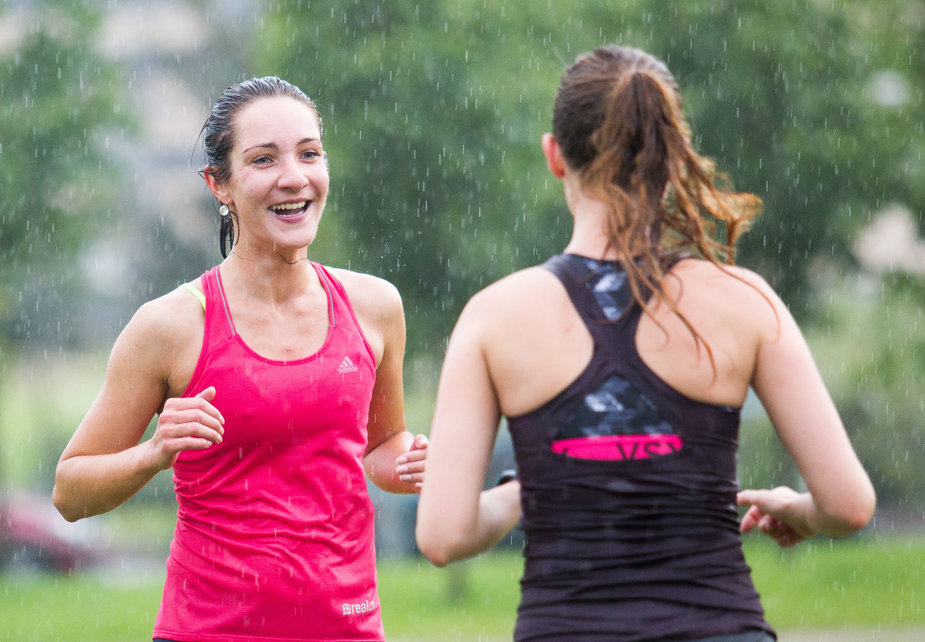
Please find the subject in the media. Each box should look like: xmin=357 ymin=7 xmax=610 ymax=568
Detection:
xmin=180 ymin=281 xmax=206 ymax=311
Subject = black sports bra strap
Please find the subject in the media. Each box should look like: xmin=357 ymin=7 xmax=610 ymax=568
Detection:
xmin=541 ymin=254 xmax=599 ymax=323
xmin=541 ymin=254 xmax=641 ymax=351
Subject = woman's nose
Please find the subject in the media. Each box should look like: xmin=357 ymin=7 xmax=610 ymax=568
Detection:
xmin=277 ymin=154 xmax=308 ymax=189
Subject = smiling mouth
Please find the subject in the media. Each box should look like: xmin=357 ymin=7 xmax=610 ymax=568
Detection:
xmin=270 ymin=201 xmax=309 ymax=217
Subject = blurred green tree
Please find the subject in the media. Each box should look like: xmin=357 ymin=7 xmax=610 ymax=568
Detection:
xmin=255 ymin=0 xmax=546 ymax=354
xmin=0 ymin=1 xmax=136 ymax=493
xmin=258 ymin=0 xmax=923 ymax=350
xmin=258 ymin=0 xmax=923 ymax=510
xmin=1 ymin=0 xmax=920 ymax=510
xmin=0 ymin=2 xmax=134 ymax=350
xmin=649 ymin=1 xmax=924 ymax=316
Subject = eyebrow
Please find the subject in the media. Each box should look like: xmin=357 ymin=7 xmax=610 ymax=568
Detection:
xmin=241 ymin=138 xmax=321 ymax=154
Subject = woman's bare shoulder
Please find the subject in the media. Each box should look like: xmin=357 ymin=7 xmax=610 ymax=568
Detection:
xmin=672 ymin=258 xmax=778 ymax=304
xmin=468 ymin=265 xmax=559 ymax=309
xmin=92 ymin=282 xmax=207 ymax=403
xmin=669 ymin=258 xmax=785 ymax=342
xmin=115 ymin=284 xmax=205 ymax=367
xmin=455 ymin=266 xmax=570 ymax=342
xmin=673 ymin=257 xmax=766 ymax=284
xmin=327 ymin=267 xmax=403 ymax=317
xmin=134 ymin=282 xmax=204 ymax=333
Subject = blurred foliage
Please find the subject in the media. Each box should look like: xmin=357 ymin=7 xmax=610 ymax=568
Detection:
xmin=658 ymin=1 xmax=925 ymax=318
xmin=0 ymin=0 xmax=922 ymax=511
xmin=739 ymin=270 xmax=925 ymax=509
xmin=810 ymin=273 xmax=925 ymax=508
xmin=257 ymin=0 xmax=567 ymax=353
xmin=258 ymin=0 xmax=924 ymax=350
xmin=257 ymin=0 xmax=925 ymax=510
xmin=0 ymin=1 xmax=134 ymax=349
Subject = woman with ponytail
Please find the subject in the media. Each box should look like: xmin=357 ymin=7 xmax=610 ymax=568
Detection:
xmin=416 ymin=46 xmax=874 ymax=641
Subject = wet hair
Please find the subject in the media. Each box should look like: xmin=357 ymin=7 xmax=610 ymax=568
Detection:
xmin=200 ymin=76 xmax=321 ymax=257
xmin=553 ymin=45 xmax=763 ymax=360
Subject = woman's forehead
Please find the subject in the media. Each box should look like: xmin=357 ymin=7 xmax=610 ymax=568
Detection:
xmin=233 ymin=96 xmax=321 ymax=146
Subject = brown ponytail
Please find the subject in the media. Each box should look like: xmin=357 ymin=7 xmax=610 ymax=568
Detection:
xmin=553 ymin=45 xmax=762 ymax=361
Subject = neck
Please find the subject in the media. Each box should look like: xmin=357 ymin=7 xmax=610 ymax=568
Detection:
xmin=223 ymin=247 xmax=318 ymax=303
xmin=563 ymin=190 xmax=620 ymax=260
xmin=273 ymin=250 xmax=310 ymax=265
xmin=561 ymin=175 xmax=660 ymax=261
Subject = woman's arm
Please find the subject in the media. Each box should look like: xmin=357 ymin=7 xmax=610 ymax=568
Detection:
xmin=739 ymin=277 xmax=875 ymax=545
xmin=365 ymin=430 xmax=428 ymax=493
xmin=415 ymin=294 xmax=522 ymax=567
xmin=339 ymin=270 xmax=427 ymax=494
xmin=53 ymin=293 xmax=224 ymax=521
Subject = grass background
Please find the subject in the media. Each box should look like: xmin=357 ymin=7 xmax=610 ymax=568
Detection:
xmin=2 ymin=534 xmax=922 ymax=641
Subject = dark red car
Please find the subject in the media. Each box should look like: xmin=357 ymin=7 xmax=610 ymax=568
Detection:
xmin=0 ymin=492 xmax=102 ymax=572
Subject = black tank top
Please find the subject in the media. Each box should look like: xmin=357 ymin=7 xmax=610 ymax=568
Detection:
xmin=507 ymin=254 xmax=775 ymax=641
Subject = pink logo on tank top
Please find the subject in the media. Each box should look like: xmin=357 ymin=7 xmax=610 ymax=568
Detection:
xmin=551 ymin=434 xmax=683 ymax=461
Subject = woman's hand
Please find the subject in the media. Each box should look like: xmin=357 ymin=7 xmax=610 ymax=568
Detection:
xmin=364 ymin=432 xmax=427 ymax=494
xmin=147 ymin=386 xmax=225 ymax=470
xmin=395 ymin=433 xmax=429 ymax=492
xmin=737 ymin=486 xmax=817 ymax=548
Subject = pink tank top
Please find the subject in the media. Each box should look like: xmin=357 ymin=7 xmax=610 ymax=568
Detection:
xmin=153 ymin=263 xmax=384 ymax=642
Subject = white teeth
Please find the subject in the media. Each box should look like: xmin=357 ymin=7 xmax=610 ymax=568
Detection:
xmin=271 ymin=201 xmax=307 ymax=212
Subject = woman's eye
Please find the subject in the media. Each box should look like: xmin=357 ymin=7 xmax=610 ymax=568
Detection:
xmin=301 ymin=150 xmax=321 ymax=160
xmin=251 ymin=155 xmax=273 ymax=165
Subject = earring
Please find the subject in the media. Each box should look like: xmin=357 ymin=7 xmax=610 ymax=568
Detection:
xmin=219 ymin=204 xmax=230 ymax=217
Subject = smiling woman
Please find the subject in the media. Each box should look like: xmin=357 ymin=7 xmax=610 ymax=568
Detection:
xmin=51 ymin=76 xmax=428 ymax=642
xmin=203 ymin=91 xmax=329 ymax=262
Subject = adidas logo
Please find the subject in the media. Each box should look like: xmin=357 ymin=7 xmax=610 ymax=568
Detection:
xmin=337 ymin=356 xmax=359 ymax=374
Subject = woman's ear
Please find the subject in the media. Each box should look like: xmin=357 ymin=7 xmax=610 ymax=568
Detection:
xmin=203 ymin=167 xmax=231 ymax=206
xmin=541 ymin=133 xmax=567 ymax=179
